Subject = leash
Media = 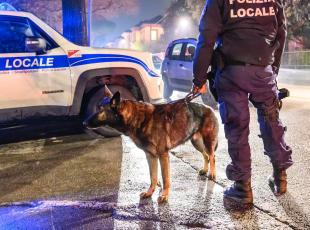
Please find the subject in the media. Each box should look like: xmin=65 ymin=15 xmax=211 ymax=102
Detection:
xmin=169 ymin=89 xmax=201 ymax=104
xmin=184 ymin=91 xmax=201 ymax=102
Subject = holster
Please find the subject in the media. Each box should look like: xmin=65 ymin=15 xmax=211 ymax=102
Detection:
xmin=211 ymin=48 xmax=226 ymax=70
xmin=207 ymin=48 xmax=225 ymax=102
xmin=260 ymin=99 xmax=281 ymax=122
xmin=207 ymin=67 xmax=218 ymax=102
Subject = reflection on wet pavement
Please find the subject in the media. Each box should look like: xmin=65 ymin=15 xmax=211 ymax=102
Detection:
xmin=0 ymin=97 xmax=309 ymax=229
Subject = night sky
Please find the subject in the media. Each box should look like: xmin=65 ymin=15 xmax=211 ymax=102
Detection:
xmin=104 ymin=0 xmax=173 ymax=46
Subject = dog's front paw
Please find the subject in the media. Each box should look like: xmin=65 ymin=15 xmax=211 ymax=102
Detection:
xmin=140 ymin=191 xmax=152 ymax=199
xmin=157 ymin=195 xmax=168 ymax=203
xmin=199 ymin=168 xmax=208 ymax=175
xmin=208 ymin=172 xmax=216 ymax=180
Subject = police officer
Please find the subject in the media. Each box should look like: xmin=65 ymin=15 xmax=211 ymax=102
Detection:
xmin=192 ymin=0 xmax=293 ymax=204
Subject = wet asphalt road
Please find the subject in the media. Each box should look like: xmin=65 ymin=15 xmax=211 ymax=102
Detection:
xmin=0 ymin=93 xmax=309 ymax=229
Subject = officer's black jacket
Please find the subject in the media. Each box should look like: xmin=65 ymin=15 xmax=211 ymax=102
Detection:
xmin=193 ymin=0 xmax=287 ymax=88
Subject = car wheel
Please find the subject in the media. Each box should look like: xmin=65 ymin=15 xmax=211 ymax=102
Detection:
xmin=162 ymin=74 xmax=173 ymax=99
xmin=86 ymin=85 xmax=137 ymax=137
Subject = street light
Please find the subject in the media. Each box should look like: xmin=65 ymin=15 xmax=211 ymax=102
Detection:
xmin=180 ymin=19 xmax=189 ymax=28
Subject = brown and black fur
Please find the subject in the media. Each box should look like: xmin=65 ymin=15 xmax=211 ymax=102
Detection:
xmin=84 ymin=86 xmax=219 ymax=203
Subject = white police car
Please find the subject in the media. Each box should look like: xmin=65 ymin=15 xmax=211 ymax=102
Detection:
xmin=161 ymin=38 xmax=217 ymax=108
xmin=0 ymin=8 xmax=164 ymax=137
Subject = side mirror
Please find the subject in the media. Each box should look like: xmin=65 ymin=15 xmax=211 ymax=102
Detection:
xmin=25 ymin=37 xmax=47 ymax=54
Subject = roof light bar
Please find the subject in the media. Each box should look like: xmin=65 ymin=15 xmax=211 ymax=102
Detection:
xmin=0 ymin=3 xmax=17 ymax=11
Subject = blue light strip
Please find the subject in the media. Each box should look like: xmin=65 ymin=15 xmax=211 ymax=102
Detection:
xmin=69 ymin=54 xmax=159 ymax=77
xmin=0 ymin=54 xmax=159 ymax=77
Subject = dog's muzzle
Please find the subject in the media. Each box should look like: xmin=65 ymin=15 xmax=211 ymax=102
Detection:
xmin=83 ymin=121 xmax=99 ymax=130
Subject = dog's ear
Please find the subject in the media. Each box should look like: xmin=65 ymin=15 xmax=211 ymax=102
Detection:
xmin=104 ymin=85 xmax=113 ymax=98
xmin=110 ymin=91 xmax=121 ymax=109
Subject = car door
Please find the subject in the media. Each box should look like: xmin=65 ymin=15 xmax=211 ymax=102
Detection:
xmin=167 ymin=43 xmax=184 ymax=88
xmin=179 ymin=42 xmax=197 ymax=91
xmin=0 ymin=16 xmax=71 ymax=122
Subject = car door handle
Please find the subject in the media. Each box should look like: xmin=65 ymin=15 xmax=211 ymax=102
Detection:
xmin=167 ymin=62 xmax=169 ymax=65
xmin=179 ymin=64 xmax=183 ymax=67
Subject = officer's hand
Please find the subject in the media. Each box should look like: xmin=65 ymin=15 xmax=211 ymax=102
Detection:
xmin=199 ymin=83 xmax=207 ymax=94
xmin=192 ymin=83 xmax=207 ymax=94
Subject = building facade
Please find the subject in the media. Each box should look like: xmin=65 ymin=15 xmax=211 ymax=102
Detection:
xmin=107 ymin=15 xmax=164 ymax=50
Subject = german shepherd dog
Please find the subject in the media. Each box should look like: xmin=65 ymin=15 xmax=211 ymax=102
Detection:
xmin=84 ymin=86 xmax=219 ymax=203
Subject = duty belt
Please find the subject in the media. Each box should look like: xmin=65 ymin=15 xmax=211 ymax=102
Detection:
xmin=225 ymin=59 xmax=258 ymax=67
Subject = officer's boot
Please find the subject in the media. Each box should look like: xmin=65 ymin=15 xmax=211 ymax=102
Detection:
xmin=268 ymin=164 xmax=287 ymax=194
xmin=224 ymin=178 xmax=253 ymax=204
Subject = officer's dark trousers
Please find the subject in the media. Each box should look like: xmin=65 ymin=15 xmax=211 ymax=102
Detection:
xmin=215 ymin=65 xmax=293 ymax=182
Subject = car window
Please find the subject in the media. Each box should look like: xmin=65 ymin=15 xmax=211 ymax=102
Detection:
xmin=171 ymin=43 xmax=183 ymax=61
xmin=0 ymin=20 xmax=33 ymax=53
xmin=185 ymin=43 xmax=196 ymax=62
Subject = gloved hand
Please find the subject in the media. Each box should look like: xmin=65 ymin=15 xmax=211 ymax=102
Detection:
xmin=192 ymin=83 xmax=207 ymax=94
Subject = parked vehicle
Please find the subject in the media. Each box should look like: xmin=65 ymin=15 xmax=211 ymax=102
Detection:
xmin=161 ymin=38 xmax=218 ymax=108
xmin=0 ymin=9 xmax=164 ymax=137
xmin=152 ymin=55 xmax=163 ymax=73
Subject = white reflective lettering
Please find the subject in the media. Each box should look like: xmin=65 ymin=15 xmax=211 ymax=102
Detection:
xmin=256 ymin=0 xmax=263 ymax=3
xmin=237 ymin=0 xmax=245 ymax=3
xmin=39 ymin=58 xmax=46 ymax=67
xmin=246 ymin=0 xmax=252 ymax=3
xmin=247 ymin=8 xmax=254 ymax=16
xmin=46 ymin=58 xmax=54 ymax=66
xmin=13 ymin=59 xmax=22 ymax=68
xmin=229 ymin=0 xmax=235 ymax=4
xmin=269 ymin=7 xmax=275 ymax=15
xmin=31 ymin=58 xmax=39 ymax=67
xmin=5 ymin=60 xmax=12 ymax=68
xmin=231 ymin=9 xmax=238 ymax=18
xmin=255 ymin=8 xmax=263 ymax=16
xmin=237 ymin=9 xmax=246 ymax=17
xmin=262 ymin=7 xmax=269 ymax=16
xmin=23 ymin=59 xmax=31 ymax=67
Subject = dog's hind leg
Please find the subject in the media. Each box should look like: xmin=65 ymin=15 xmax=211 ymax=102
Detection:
xmin=158 ymin=153 xmax=171 ymax=203
xmin=203 ymin=136 xmax=217 ymax=180
xmin=140 ymin=152 xmax=159 ymax=199
xmin=191 ymin=134 xmax=210 ymax=175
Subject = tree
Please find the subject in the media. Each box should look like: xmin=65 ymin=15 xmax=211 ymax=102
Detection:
xmin=91 ymin=18 xmax=116 ymax=47
xmin=185 ymin=0 xmax=206 ymax=23
xmin=85 ymin=0 xmax=138 ymax=20
xmin=160 ymin=0 xmax=199 ymax=48
xmin=63 ymin=0 xmax=138 ymax=46
xmin=4 ymin=0 xmax=138 ymax=46
xmin=4 ymin=0 xmax=62 ymax=32
xmin=284 ymin=0 xmax=310 ymax=49
xmin=86 ymin=0 xmax=138 ymax=47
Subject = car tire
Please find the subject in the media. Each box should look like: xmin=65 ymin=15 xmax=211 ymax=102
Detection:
xmin=162 ymin=74 xmax=173 ymax=99
xmin=86 ymin=85 xmax=137 ymax=137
